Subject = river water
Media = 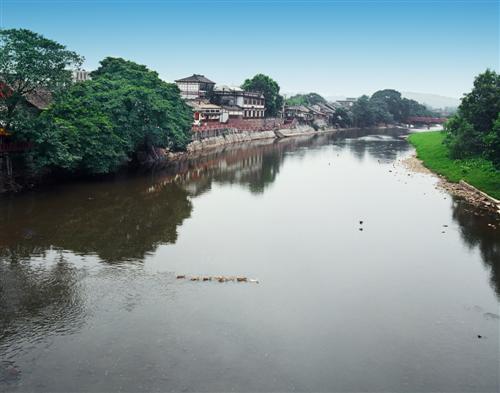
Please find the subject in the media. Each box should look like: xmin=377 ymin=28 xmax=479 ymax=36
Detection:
xmin=1 ymin=128 xmax=499 ymax=392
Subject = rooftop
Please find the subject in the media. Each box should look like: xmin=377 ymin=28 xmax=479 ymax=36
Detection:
xmin=175 ymin=74 xmax=215 ymax=84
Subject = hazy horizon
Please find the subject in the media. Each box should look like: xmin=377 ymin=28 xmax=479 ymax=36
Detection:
xmin=1 ymin=0 xmax=498 ymax=98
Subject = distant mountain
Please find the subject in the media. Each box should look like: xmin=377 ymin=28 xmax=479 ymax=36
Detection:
xmin=401 ymin=92 xmax=460 ymax=109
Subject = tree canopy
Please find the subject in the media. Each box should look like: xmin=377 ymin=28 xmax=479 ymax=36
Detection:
xmin=0 ymin=28 xmax=83 ymax=134
xmin=350 ymin=89 xmax=434 ymax=128
xmin=25 ymin=57 xmax=193 ymax=175
xmin=241 ymin=74 xmax=283 ymax=117
xmin=445 ymin=69 xmax=500 ymax=165
xmin=286 ymin=93 xmax=326 ymax=107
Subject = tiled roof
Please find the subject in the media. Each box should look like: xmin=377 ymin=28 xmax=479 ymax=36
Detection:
xmin=175 ymin=74 xmax=215 ymax=84
xmin=25 ymin=89 xmax=52 ymax=110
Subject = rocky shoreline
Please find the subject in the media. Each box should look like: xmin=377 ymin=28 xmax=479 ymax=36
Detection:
xmin=401 ymin=155 xmax=500 ymax=216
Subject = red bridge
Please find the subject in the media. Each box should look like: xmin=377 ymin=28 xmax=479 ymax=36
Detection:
xmin=407 ymin=117 xmax=447 ymax=125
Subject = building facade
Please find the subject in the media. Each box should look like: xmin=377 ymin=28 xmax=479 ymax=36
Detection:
xmin=72 ymin=70 xmax=91 ymax=82
xmin=213 ymin=86 xmax=265 ymax=119
xmin=175 ymin=74 xmax=215 ymax=100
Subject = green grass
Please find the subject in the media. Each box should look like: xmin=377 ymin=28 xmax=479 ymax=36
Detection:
xmin=408 ymin=131 xmax=500 ymax=200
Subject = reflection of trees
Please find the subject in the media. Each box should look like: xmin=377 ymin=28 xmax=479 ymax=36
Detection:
xmin=0 ymin=127 xmax=412 ymax=265
xmin=337 ymin=128 xmax=411 ymax=161
xmin=0 ymin=256 xmax=83 ymax=362
xmin=0 ymin=181 xmax=193 ymax=263
xmin=451 ymin=198 xmax=500 ymax=299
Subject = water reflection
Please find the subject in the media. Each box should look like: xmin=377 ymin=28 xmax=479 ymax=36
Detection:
xmin=0 ymin=182 xmax=193 ymax=263
xmin=0 ymin=255 xmax=84 ymax=385
xmin=0 ymin=127 xmax=499 ymax=392
xmin=451 ymin=198 xmax=500 ymax=298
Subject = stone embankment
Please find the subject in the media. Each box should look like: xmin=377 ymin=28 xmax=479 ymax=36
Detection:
xmin=187 ymin=124 xmax=342 ymax=152
xmin=402 ymin=155 xmax=500 ymax=215
xmin=187 ymin=129 xmax=276 ymax=152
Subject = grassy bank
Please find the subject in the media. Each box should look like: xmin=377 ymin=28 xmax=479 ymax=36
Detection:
xmin=408 ymin=131 xmax=500 ymax=200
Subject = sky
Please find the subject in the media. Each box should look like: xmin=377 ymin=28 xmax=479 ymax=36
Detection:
xmin=1 ymin=0 xmax=498 ymax=98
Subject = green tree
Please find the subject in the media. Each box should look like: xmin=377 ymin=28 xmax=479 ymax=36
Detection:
xmin=332 ymin=107 xmax=352 ymax=128
xmin=370 ymin=89 xmax=403 ymax=122
xmin=241 ymin=73 xmax=283 ymax=117
xmin=445 ymin=69 xmax=500 ymax=164
xmin=352 ymin=95 xmax=375 ymax=127
xmin=27 ymin=82 xmax=127 ymax=174
xmin=370 ymin=89 xmax=432 ymax=123
xmin=0 ymin=28 xmax=83 ymax=134
xmin=459 ymin=69 xmax=500 ymax=134
xmin=286 ymin=92 xmax=326 ymax=106
xmin=90 ymin=57 xmax=193 ymax=152
xmin=26 ymin=57 xmax=193 ymax=175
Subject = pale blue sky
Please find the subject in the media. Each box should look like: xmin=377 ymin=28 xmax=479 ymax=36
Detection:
xmin=1 ymin=0 xmax=498 ymax=98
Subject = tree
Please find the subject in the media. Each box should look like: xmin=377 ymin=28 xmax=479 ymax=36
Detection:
xmin=286 ymin=92 xmax=326 ymax=106
xmin=445 ymin=69 xmax=500 ymax=164
xmin=90 ymin=57 xmax=193 ymax=152
xmin=25 ymin=57 xmax=193 ymax=175
xmin=332 ymin=107 xmax=352 ymax=128
xmin=352 ymin=95 xmax=375 ymax=127
xmin=0 ymin=28 xmax=83 ymax=134
xmin=370 ymin=89 xmax=432 ymax=123
xmin=241 ymin=74 xmax=283 ymax=117
xmin=371 ymin=89 xmax=403 ymax=122
xmin=459 ymin=69 xmax=500 ymax=134
xmin=27 ymin=82 xmax=127 ymax=174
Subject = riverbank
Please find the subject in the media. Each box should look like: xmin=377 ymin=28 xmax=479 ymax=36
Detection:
xmin=186 ymin=124 xmax=402 ymax=154
xmin=407 ymin=131 xmax=500 ymax=212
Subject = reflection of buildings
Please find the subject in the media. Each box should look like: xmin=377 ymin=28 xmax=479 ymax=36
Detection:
xmin=1 ymin=128 xmax=412 ymax=267
xmin=451 ymin=199 xmax=500 ymax=299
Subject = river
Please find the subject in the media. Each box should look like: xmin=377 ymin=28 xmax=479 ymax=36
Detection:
xmin=1 ymin=128 xmax=499 ymax=392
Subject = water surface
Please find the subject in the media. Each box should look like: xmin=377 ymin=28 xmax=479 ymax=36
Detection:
xmin=1 ymin=128 xmax=499 ymax=392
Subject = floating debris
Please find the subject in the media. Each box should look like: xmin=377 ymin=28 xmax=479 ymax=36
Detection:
xmin=177 ymin=275 xmax=259 ymax=284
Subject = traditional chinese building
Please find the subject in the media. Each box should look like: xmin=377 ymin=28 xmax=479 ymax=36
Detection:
xmin=212 ymin=86 xmax=265 ymax=119
xmin=186 ymin=101 xmax=222 ymax=125
xmin=284 ymin=105 xmax=313 ymax=122
xmin=175 ymin=74 xmax=215 ymax=100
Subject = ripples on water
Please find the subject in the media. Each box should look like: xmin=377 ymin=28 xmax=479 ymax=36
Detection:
xmin=0 ymin=128 xmax=498 ymax=392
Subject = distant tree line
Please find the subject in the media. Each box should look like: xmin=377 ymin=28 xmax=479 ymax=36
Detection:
xmin=285 ymin=90 xmax=435 ymax=128
xmin=350 ymin=89 xmax=435 ymax=128
xmin=444 ymin=69 xmax=499 ymax=166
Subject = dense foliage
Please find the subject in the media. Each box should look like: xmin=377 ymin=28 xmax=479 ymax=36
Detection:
xmin=286 ymin=93 xmax=326 ymax=106
xmin=242 ymin=74 xmax=284 ymax=117
xmin=445 ymin=70 xmax=500 ymax=166
xmin=0 ymin=28 xmax=82 ymax=134
xmin=23 ymin=57 xmax=193 ymax=174
xmin=331 ymin=107 xmax=352 ymax=128
xmin=351 ymin=89 xmax=434 ymax=127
